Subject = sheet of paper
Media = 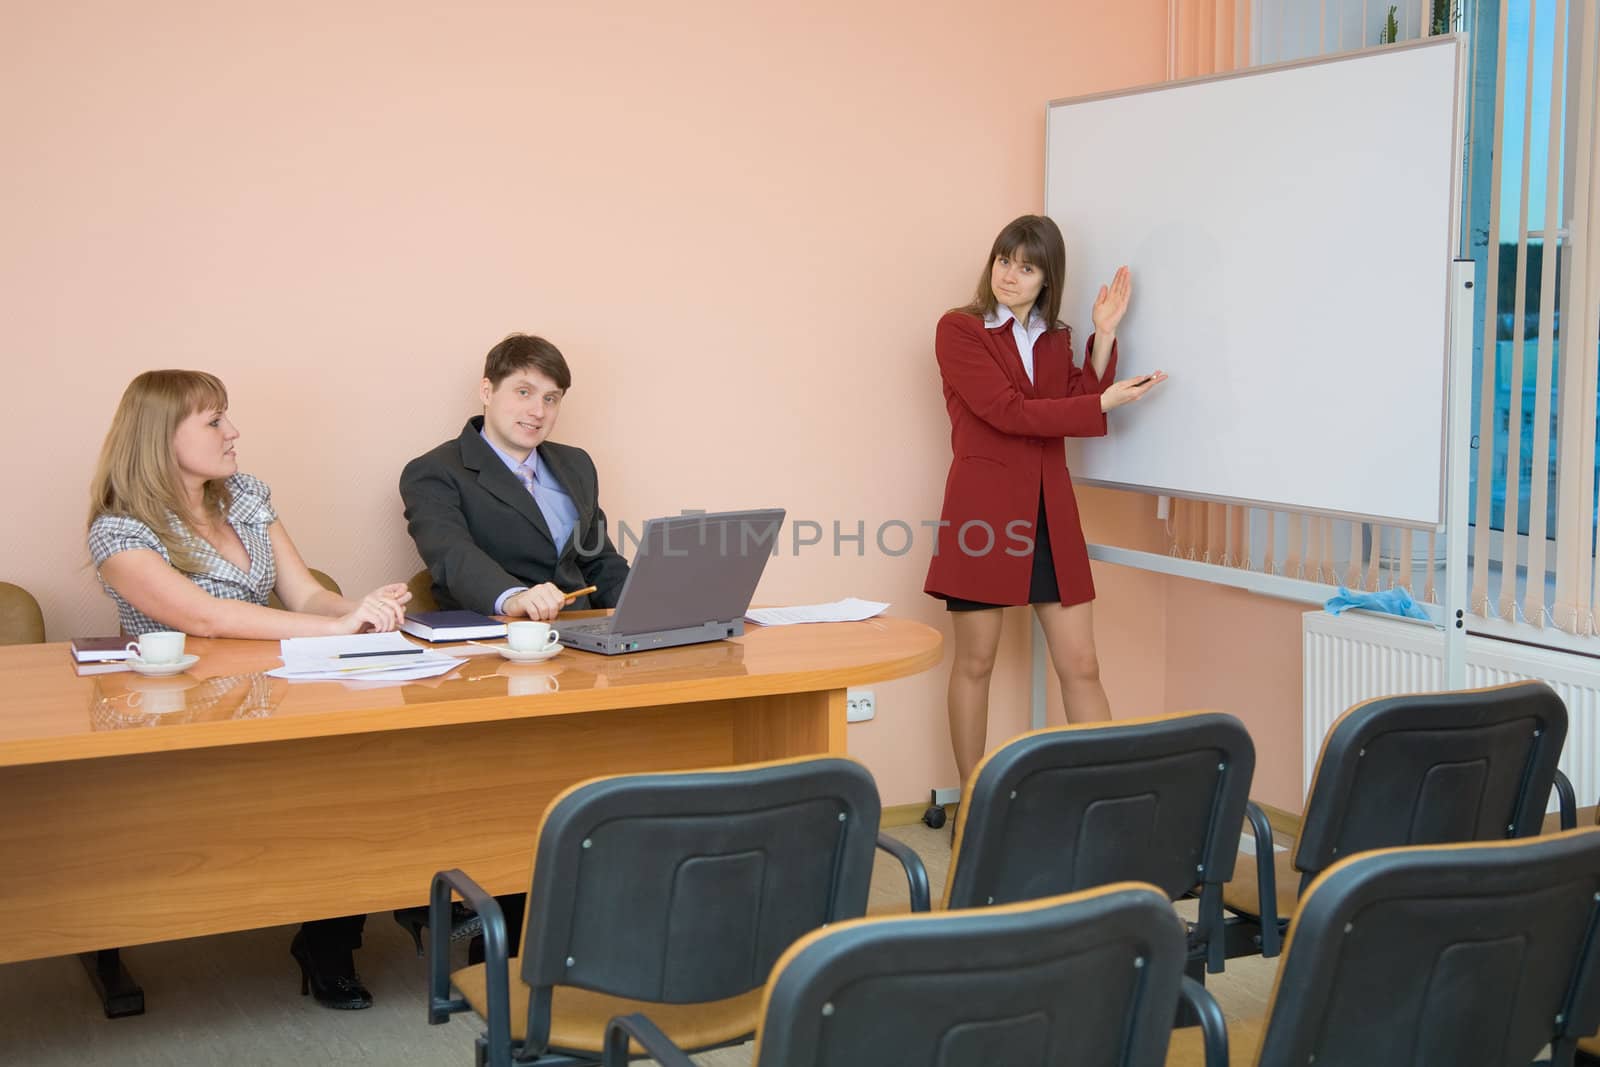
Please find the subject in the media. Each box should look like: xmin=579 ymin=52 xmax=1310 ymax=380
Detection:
xmin=265 ymin=658 xmax=463 ymax=683
xmin=745 ymin=598 xmax=890 ymax=626
xmin=272 ymin=632 xmax=463 ymax=681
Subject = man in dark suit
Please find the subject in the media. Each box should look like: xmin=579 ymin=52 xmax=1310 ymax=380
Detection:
xmin=401 ymin=334 xmax=629 ymax=620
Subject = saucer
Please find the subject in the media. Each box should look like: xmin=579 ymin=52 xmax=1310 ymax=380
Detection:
xmin=126 ymin=653 xmax=200 ymax=678
xmin=495 ymin=645 xmax=562 ymax=664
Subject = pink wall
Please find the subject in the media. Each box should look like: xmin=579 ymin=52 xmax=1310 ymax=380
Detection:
xmin=1162 ymin=577 xmax=1307 ymax=812
xmin=3 ymin=0 xmax=1171 ymax=804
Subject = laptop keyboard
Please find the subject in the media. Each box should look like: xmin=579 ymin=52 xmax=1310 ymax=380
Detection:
xmin=561 ymin=620 xmax=612 ymax=635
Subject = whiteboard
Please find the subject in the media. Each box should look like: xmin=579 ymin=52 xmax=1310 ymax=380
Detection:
xmin=1048 ymin=38 xmax=1461 ymax=529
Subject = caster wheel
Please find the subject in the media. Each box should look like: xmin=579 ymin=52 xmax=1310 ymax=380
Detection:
xmin=922 ymin=804 xmax=947 ymax=829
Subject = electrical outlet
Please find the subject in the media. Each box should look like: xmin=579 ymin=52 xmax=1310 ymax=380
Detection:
xmin=846 ymin=688 xmax=875 ymax=723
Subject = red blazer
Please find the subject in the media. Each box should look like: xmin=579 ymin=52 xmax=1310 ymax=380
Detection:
xmin=923 ymin=310 xmax=1117 ymax=605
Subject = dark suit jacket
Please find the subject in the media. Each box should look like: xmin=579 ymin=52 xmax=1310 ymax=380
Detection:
xmin=400 ymin=417 xmax=630 ymax=615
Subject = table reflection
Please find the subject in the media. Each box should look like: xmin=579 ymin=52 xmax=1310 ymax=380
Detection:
xmin=398 ymin=640 xmax=750 ymax=704
xmin=586 ymin=640 xmax=747 ymax=686
xmin=90 ymin=671 xmax=287 ymax=730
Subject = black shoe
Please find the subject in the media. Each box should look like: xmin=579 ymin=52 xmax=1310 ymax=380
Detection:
xmin=289 ymin=930 xmax=373 ymax=1010
xmin=391 ymin=904 xmax=484 ymax=957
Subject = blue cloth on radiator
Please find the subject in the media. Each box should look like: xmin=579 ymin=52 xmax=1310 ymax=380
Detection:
xmin=1324 ymin=585 xmax=1431 ymax=621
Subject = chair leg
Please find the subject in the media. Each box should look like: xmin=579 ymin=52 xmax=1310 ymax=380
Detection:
xmin=1174 ymin=957 xmax=1207 ymax=1028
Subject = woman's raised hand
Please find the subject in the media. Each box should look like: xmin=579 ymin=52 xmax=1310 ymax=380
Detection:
xmin=1091 ymin=266 xmax=1133 ymax=336
xmin=336 ymin=584 xmax=413 ymax=634
xmin=1099 ymin=370 xmax=1167 ymax=412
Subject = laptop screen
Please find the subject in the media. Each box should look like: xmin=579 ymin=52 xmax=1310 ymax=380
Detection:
xmin=607 ymin=509 xmax=785 ymax=636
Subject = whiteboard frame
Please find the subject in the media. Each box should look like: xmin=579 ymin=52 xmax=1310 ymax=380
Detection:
xmin=1043 ymin=36 xmax=1467 ymax=531
xmin=1027 ymin=39 xmax=1474 ymax=732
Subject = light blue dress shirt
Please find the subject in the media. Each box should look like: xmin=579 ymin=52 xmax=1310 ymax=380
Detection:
xmin=480 ymin=431 xmax=581 ymax=613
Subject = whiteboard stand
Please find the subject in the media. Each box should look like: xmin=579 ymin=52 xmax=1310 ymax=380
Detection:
xmin=1443 ymin=258 xmax=1474 ymax=689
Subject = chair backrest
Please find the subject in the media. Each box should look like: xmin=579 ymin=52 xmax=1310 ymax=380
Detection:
xmin=266 ymin=568 xmax=341 ymax=610
xmin=943 ymin=711 xmax=1255 ymax=909
xmin=406 ymin=568 xmax=438 ymax=614
xmin=1295 ymin=682 xmax=1568 ymax=889
xmin=0 ymin=582 xmax=45 ymax=645
xmin=518 ymin=756 xmax=882 ymax=1046
xmin=1254 ymin=828 xmax=1600 ymax=1067
xmin=751 ymin=883 xmax=1188 ymax=1067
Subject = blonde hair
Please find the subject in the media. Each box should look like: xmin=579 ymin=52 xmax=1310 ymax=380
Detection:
xmin=88 ymin=370 xmax=232 ymax=573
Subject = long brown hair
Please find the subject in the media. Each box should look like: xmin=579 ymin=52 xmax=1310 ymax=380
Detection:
xmin=953 ymin=214 xmax=1069 ymax=330
xmin=88 ymin=370 xmax=232 ymax=573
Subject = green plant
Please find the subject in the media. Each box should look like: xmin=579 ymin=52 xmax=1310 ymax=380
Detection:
xmin=1379 ymin=4 xmax=1400 ymax=44
xmin=1431 ymin=0 xmax=1453 ymax=35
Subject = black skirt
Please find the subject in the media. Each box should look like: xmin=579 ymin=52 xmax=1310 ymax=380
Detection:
xmin=942 ymin=493 xmax=1060 ymax=612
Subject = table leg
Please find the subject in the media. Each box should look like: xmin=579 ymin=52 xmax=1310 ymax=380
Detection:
xmin=79 ymin=947 xmax=144 ymax=1018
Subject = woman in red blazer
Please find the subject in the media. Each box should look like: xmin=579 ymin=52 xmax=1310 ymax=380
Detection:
xmin=925 ymin=215 xmax=1164 ymax=783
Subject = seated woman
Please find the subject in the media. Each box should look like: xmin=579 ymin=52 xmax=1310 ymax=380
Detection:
xmin=87 ymin=369 xmax=412 ymax=1010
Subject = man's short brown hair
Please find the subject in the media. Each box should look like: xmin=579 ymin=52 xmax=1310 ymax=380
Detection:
xmin=482 ymin=334 xmax=571 ymax=391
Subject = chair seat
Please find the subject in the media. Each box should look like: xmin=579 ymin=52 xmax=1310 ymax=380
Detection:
xmin=451 ymin=962 xmax=761 ymax=1054
xmin=1166 ymin=1016 xmax=1264 ymax=1065
xmin=1221 ymin=842 xmax=1300 ymax=923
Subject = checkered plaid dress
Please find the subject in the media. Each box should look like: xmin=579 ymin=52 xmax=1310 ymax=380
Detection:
xmin=88 ymin=473 xmax=279 ymax=635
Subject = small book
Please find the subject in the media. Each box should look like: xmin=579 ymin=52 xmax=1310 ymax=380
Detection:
xmin=400 ymin=610 xmax=506 ymax=642
xmin=70 ymin=636 xmax=134 ymax=663
xmin=75 ymin=660 xmax=131 ymax=676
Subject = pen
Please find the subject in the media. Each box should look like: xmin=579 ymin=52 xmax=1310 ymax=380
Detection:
xmin=336 ymin=647 xmax=427 ymax=660
xmin=562 ymin=585 xmax=598 ymax=603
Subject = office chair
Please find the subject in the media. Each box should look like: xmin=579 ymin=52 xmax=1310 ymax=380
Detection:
xmin=1222 ymin=681 xmax=1573 ymax=964
xmin=943 ymin=711 xmax=1262 ymax=973
xmin=1168 ymin=828 xmax=1600 ymax=1066
xmin=0 ymin=581 xmax=45 ymax=644
xmin=426 ymin=755 xmax=927 ymax=1066
xmin=407 ymin=569 xmax=438 ymax=614
xmin=604 ymin=883 xmax=1227 ymax=1067
xmin=1580 ymin=795 xmax=1600 ymax=1066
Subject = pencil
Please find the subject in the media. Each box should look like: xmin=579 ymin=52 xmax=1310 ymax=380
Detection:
xmin=336 ymin=647 xmax=426 ymax=660
xmin=562 ymin=585 xmax=598 ymax=603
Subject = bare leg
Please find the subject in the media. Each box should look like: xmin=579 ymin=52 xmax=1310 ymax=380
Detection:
xmin=947 ymin=609 xmax=1006 ymax=785
xmin=1032 ymin=600 xmax=1111 ymax=723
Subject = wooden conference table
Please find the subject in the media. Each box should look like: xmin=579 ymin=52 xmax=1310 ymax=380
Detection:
xmin=0 ymin=615 xmax=941 ymax=1013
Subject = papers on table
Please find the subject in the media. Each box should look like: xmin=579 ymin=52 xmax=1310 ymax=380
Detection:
xmin=266 ymin=633 xmax=464 ymax=683
xmin=744 ymin=598 xmax=890 ymax=627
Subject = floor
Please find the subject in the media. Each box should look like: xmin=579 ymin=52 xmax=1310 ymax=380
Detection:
xmin=0 ymin=822 xmax=1280 ymax=1066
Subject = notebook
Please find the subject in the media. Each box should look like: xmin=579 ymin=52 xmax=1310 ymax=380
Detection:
xmin=401 ymin=610 xmax=507 ymax=642
xmin=70 ymin=636 xmax=134 ymax=663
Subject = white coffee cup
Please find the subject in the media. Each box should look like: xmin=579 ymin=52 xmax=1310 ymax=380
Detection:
xmin=126 ymin=631 xmax=186 ymax=664
xmin=506 ymin=621 xmax=561 ymax=653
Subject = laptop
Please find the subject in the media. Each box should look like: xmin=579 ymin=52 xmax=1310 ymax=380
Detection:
xmin=558 ymin=508 xmax=785 ymax=655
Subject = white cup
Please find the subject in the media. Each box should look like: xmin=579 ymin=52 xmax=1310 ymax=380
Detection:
xmin=506 ymin=621 xmax=561 ymax=653
xmin=126 ymin=631 xmax=186 ymax=664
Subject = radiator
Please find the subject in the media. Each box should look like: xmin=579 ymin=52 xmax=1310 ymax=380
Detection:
xmin=1302 ymin=611 xmax=1599 ymax=811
